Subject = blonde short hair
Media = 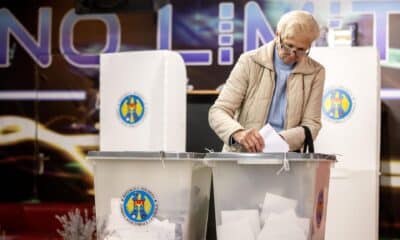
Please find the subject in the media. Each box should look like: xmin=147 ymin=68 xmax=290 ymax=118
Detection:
xmin=276 ymin=10 xmax=320 ymax=43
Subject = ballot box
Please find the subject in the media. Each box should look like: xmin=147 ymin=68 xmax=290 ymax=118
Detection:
xmin=206 ymin=152 xmax=336 ymax=240
xmin=87 ymin=151 xmax=212 ymax=240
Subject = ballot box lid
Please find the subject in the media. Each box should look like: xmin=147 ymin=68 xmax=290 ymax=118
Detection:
xmin=205 ymin=152 xmax=336 ymax=163
xmin=87 ymin=151 xmax=206 ymax=160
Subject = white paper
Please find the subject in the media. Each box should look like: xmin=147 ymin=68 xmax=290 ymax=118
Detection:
xmin=215 ymin=193 xmax=310 ymax=240
xmin=107 ymin=198 xmax=175 ymax=240
xmin=258 ymin=209 xmax=310 ymax=240
xmin=258 ymin=124 xmax=289 ymax=152
xmin=217 ymin=219 xmax=255 ymax=240
xmin=260 ymin=193 xmax=297 ymax=225
xmin=221 ymin=209 xmax=261 ymax=237
xmin=257 ymin=226 xmax=306 ymax=240
xmin=111 ymin=229 xmax=159 ymax=240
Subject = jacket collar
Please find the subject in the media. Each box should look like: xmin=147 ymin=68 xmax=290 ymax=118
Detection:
xmin=250 ymin=40 xmax=317 ymax=75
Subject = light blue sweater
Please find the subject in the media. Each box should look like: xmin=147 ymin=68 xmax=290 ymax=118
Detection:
xmin=267 ymin=48 xmax=295 ymax=132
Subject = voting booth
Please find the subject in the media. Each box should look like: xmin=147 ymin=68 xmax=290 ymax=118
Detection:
xmin=88 ymin=151 xmax=212 ymax=240
xmin=206 ymin=152 xmax=336 ymax=240
xmin=310 ymin=47 xmax=380 ymax=240
xmin=100 ymin=50 xmax=187 ymax=152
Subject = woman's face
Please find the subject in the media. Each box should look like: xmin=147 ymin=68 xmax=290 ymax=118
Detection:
xmin=277 ymin=34 xmax=312 ymax=65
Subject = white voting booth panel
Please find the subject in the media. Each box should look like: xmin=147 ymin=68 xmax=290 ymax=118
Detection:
xmin=310 ymin=47 xmax=380 ymax=240
xmin=100 ymin=50 xmax=186 ymax=151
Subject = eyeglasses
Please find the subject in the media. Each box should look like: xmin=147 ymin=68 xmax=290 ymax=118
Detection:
xmin=279 ymin=37 xmax=310 ymax=57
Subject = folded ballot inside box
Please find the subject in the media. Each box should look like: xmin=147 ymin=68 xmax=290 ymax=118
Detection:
xmin=216 ymin=193 xmax=309 ymax=240
xmin=260 ymin=192 xmax=297 ymax=222
xmin=217 ymin=218 xmax=255 ymax=240
xmin=106 ymin=198 xmax=176 ymax=240
xmin=217 ymin=209 xmax=261 ymax=239
xmin=258 ymin=210 xmax=309 ymax=240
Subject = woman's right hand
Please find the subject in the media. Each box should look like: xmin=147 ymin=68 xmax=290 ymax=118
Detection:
xmin=232 ymin=128 xmax=265 ymax=152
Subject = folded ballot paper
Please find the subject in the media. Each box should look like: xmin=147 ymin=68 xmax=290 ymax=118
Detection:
xmin=217 ymin=218 xmax=255 ymax=240
xmin=106 ymin=198 xmax=175 ymax=240
xmin=259 ymin=124 xmax=289 ymax=152
xmin=217 ymin=192 xmax=310 ymax=240
xmin=260 ymin=192 xmax=297 ymax=223
xmin=219 ymin=209 xmax=261 ymax=239
xmin=258 ymin=210 xmax=309 ymax=240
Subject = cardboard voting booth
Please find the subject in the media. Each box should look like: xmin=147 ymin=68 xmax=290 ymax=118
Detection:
xmin=310 ymin=47 xmax=380 ymax=240
xmin=100 ymin=50 xmax=187 ymax=152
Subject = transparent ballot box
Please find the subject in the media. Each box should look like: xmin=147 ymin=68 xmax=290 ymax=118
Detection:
xmin=87 ymin=151 xmax=212 ymax=240
xmin=206 ymin=152 xmax=336 ymax=240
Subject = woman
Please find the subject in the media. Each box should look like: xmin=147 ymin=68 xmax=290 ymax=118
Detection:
xmin=209 ymin=10 xmax=325 ymax=152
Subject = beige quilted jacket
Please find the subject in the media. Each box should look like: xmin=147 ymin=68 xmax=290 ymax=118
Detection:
xmin=209 ymin=40 xmax=325 ymax=152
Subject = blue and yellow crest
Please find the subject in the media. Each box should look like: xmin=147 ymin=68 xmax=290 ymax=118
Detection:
xmin=118 ymin=94 xmax=145 ymax=126
xmin=121 ymin=188 xmax=158 ymax=225
xmin=322 ymin=88 xmax=354 ymax=121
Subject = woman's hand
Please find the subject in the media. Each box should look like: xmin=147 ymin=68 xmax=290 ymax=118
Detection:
xmin=232 ymin=128 xmax=265 ymax=152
